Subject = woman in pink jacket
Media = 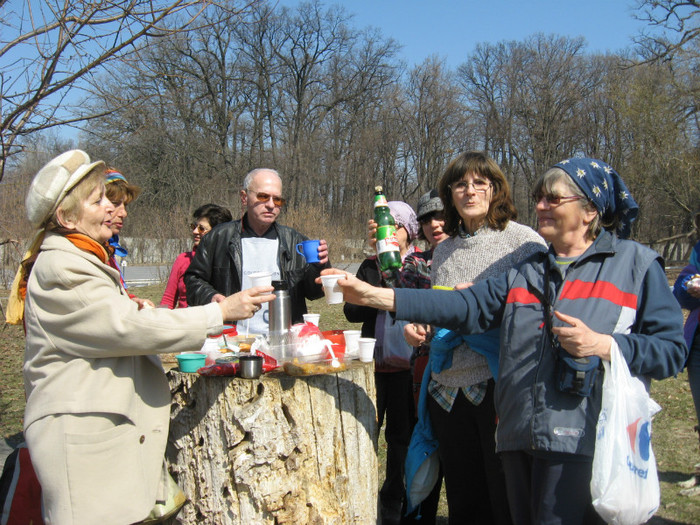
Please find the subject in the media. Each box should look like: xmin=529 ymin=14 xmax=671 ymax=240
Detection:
xmin=160 ymin=203 xmax=232 ymax=308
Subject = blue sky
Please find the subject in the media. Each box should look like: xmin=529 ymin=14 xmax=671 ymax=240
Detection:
xmin=276 ymin=0 xmax=647 ymax=67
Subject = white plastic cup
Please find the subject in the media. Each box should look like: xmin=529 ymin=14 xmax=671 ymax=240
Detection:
xmin=320 ymin=274 xmax=344 ymax=304
xmin=303 ymin=313 xmax=320 ymax=326
xmin=343 ymin=330 xmax=362 ymax=358
xmin=358 ymin=337 xmax=376 ymax=363
xmin=248 ymin=271 xmax=272 ymax=290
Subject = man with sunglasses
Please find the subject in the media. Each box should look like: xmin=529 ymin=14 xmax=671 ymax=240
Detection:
xmin=185 ymin=168 xmax=329 ymax=334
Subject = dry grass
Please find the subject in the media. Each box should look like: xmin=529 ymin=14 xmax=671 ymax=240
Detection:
xmin=2 ymin=283 xmax=699 ymax=523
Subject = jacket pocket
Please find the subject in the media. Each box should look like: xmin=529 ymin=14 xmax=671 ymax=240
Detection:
xmin=65 ymin=421 xmax=152 ymax=523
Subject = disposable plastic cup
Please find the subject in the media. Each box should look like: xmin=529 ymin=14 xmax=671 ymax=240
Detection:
xmin=320 ymin=274 xmax=344 ymax=304
xmin=358 ymin=337 xmax=376 ymax=363
xmin=343 ymin=330 xmax=361 ymax=358
xmin=248 ymin=271 xmax=272 ymax=291
xmin=303 ymin=313 xmax=320 ymax=326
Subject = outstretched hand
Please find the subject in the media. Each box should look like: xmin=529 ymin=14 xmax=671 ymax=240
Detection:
xmin=218 ymin=286 xmax=275 ymax=322
xmin=316 ymin=268 xmax=396 ymax=311
xmin=551 ymin=310 xmax=612 ymax=361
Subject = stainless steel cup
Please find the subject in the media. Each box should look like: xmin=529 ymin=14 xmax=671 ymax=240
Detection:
xmin=239 ymin=355 xmax=263 ymax=379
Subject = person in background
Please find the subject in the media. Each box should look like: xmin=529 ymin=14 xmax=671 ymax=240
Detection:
xmin=673 ymin=209 xmax=700 ymax=491
xmin=376 ymin=190 xmax=447 ymax=525
xmin=160 ymin=204 xmax=232 ymax=309
xmin=405 ymin=152 xmax=545 ymax=525
xmin=327 ymin=157 xmax=687 ymax=525
xmin=8 ymin=150 xmax=274 ymax=524
xmin=345 ymin=200 xmax=420 ymax=525
xmin=103 ymin=169 xmax=154 ymax=309
xmin=185 ymin=168 xmax=329 ymax=333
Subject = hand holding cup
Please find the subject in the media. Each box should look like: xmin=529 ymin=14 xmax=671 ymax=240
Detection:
xmin=218 ymin=286 xmax=275 ymax=322
xmin=296 ymin=239 xmax=329 ymax=265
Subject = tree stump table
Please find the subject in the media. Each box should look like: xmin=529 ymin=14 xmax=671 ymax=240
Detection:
xmin=166 ymin=361 xmax=378 ymax=524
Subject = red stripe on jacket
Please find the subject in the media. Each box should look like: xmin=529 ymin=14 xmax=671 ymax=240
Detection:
xmin=506 ymin=287 xmax=541 ymax=305
xmin=560 ymin=279 xmax=638 ymax=309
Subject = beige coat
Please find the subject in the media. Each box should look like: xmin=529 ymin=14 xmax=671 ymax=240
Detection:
xmin=23 ymin=233 xmax=222 ymax=524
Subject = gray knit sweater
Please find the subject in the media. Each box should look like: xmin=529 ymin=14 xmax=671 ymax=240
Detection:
xmin=430 ymin=220 xmax=547 ymax=388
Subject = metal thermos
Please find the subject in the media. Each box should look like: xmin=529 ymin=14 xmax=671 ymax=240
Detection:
xmin=269 ymin=280 xmax=291 ymax=348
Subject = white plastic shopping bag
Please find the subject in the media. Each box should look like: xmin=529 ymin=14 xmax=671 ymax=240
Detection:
xmin=590 ymin=340 xmax=661 ymax=525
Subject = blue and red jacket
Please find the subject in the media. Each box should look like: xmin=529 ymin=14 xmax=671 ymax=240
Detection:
xmin=396 ymin=231 xmax=687 ymax=457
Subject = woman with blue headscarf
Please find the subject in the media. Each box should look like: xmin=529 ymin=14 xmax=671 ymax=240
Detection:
xmin=324 ymin=158 xmax=687 ymax=524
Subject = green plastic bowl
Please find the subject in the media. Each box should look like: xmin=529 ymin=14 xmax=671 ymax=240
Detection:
xmin=176 ymin=353 xmax=206 ymax=373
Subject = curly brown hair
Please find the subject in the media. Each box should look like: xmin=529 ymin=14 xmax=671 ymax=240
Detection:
xmin=437 ymin=151 xmax=517 ymax=237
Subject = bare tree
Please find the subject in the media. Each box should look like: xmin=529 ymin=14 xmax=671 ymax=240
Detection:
xmin=634 ymin=0 xmax=700 ymax=61
xmin=398 ymin=56 xmax=467 ymax=199
xmin=0 ymin=0 xmax=261 ymax=182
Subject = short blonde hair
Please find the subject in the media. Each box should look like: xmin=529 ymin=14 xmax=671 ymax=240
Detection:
xmin=48 ymin=169 xmax=106 ymax=230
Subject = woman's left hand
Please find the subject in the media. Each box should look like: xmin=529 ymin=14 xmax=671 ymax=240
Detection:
xmin=551 ymin=311 xmax=613 ymax=361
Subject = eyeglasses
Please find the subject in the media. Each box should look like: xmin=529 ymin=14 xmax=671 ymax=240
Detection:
xmin=534 ymin=193 xmax=588 ymax=206
xmin=190 ymin=223 xmax=211 ymax=234
xmin=419 ymin=211 xmax=445 ymax=225
xmin=448 ymin=180 xmax=492 ymax=194
xmin=248 ymin=190 xmax=286 ymax=207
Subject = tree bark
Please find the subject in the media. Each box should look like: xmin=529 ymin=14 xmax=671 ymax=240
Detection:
xmin=166 ymin=362 xmax=378 ymax=524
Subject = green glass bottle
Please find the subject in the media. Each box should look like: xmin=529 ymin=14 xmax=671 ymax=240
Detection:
xmin=373 ymin=186 xmax=402 ymax=271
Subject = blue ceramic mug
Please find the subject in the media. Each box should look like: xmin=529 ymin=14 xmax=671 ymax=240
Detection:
xmin=296 ymin=239 xmax=321 ymax=263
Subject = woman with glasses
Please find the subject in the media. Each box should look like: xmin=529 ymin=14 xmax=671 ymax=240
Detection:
xmin=403 ymin=151 xmax=546 ymax=524
xmin=160 ymin=204 xmax=232 ymax=309
xmin=321 ymin=157 xmax=687 ymax=524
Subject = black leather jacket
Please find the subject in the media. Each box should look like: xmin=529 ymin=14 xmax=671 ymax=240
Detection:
xmin=184 ymin=216 xmax=328 ymax=323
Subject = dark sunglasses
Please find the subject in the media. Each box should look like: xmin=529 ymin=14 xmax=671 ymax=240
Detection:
xmin=249 ymin=190 xmax=286 ymax=207
xmin=533 ymin=193 xmax=588 ymax=206
xmin=190 ymin=223 xmax=210 ymax=234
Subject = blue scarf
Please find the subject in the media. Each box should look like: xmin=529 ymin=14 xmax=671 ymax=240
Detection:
xmin=554 ymin=157 xmax=639 ymax=239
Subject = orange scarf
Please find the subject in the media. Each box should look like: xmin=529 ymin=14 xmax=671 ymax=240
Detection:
xmin=6 ymin=232 xmax=110 ymax=324
xmin=64 ymin=233 xmax=110 ymax=264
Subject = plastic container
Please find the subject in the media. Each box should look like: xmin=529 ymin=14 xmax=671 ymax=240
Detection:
xmin=282 ymin=355 xmax=349 ymax=376
xmin=177 ymin=353 xmax=206 ymax=373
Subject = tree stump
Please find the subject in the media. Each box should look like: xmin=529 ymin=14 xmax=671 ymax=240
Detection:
xmin=166 ymin=362 xmax=378 ymax=524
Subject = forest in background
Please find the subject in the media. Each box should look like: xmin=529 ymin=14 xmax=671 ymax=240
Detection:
xmin=1 ymin=0 xmax=698 ymax=266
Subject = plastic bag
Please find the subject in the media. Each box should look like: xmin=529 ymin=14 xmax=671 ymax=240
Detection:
xmin=380 ymin=316 xmax=412 ymax=369
xmin=590 ymin=340 xmax=661 ymax=525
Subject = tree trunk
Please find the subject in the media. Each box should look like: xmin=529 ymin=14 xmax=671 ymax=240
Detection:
xmin=166 ymin=362 xmax=378 ymax=524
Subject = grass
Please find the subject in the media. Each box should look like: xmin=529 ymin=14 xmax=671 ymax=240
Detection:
xmin=2 ymin=282 xmax=699 ymax=523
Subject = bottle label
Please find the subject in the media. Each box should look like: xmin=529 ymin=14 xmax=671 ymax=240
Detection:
xmin=376 ymin=225 xmax=400 ymax=254
xmin=374 ymin=195 xmax=388 ymax=207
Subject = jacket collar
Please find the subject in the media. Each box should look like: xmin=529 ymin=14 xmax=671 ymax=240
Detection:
xmin=546 ymin=230 xmax=617 ymax=268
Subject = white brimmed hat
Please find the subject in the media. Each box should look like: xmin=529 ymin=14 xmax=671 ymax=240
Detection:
xmin=26 ymin=150 xmax=106 ymax=228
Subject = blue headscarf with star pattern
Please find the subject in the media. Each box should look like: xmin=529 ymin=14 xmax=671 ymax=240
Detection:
xmin=554 ymin=157 xmax=639 ymax=239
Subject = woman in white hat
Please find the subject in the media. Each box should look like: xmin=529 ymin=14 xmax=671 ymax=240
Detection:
xmin=7 ymin=150 xmax=274 ymax=524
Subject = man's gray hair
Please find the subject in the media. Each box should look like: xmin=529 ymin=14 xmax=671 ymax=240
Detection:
xmin=243 ymin=168 xmax=281 ymax=190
